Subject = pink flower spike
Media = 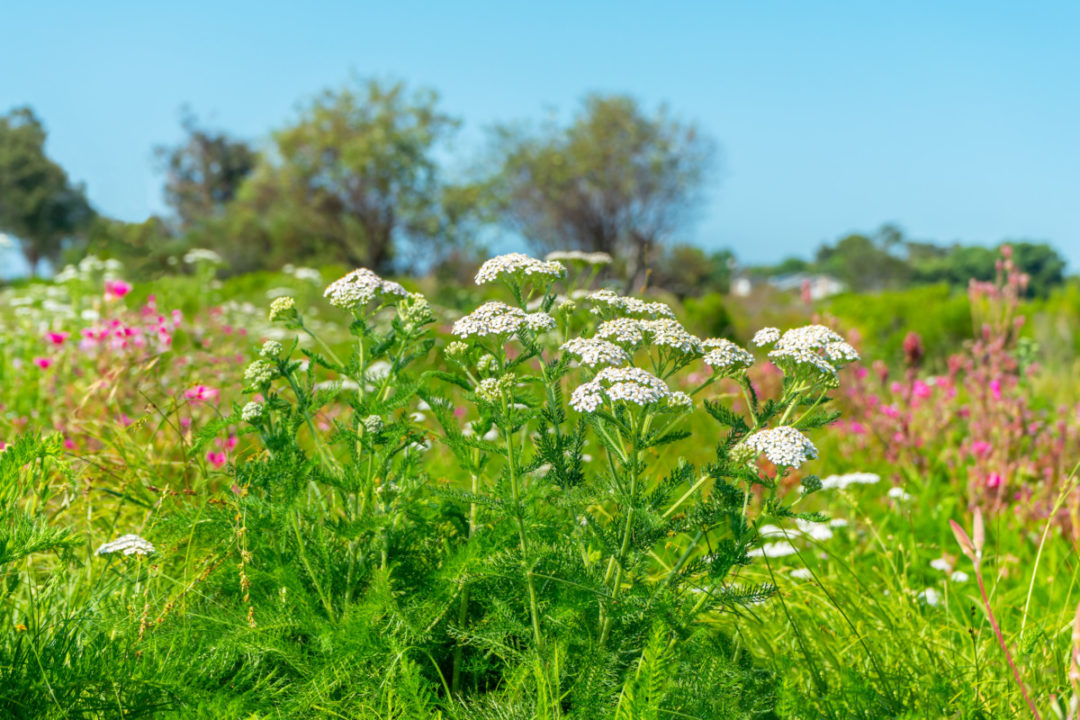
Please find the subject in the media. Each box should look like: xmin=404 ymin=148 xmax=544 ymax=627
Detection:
xmin=987 ymin=473 xmax=1003 ymax=488
xmin=33 ymin=357 xmax=53 ymax=370
xmin=104 ymin=279 xmax=133 ymax=301
xmin=226 ymin=435 xmax=238 ymax=451
xmin=46 ymin=331 xmax=70 ymax=345
xmin=912 ymin=380 xmax=932 ymax=400
xmin=990 ymin=379 xmax=1002 ymax=401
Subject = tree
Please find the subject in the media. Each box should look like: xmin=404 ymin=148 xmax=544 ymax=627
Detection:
xmin=815 ymin=225 xmax=911 ymax=291
xmin=490 ymin=94 xmax=715 ymax=289
xmin=156 ymin=110 xmax=257 ymax=229
xmin=651 ymin=243 xmax=734 ymax=298
xmin=1007 ymin=241 xmax=1066 ymax=297
xmin=0 ymin=108 xmax=93 ymax=274
xmin=218 ymin=79 xmax=460 ymax=273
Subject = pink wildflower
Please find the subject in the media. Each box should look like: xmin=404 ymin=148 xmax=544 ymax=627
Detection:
xmin=104 ymin=279 xmax=132 ymax=301
xmin=987 ymin=473 xmax=1003 ymax=488
xmin=184 ymin=385 xmax=219 ymax=404
xmin=912 ymin=380 xmax=932 ymax=400
xmin=990 ymin=379 xmax=1002 ymax=401
xmin=206 ymin=451 xmax=227 ymax=468
xmin=46 ymin=331 xmax=69 ymax=345
xmin=33 ymin=357 xmax=53 ymax=369
xmin=970 ymin=441 xmax=993 ymax=458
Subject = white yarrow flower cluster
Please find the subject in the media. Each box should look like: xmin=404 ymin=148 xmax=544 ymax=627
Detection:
xmin=241 ymin=401 xmax=264 ymax=423
xmin=260 ymin=340 xmax=283 ymax=358
xmin=545 ymin=250 xmax=613 ymax=265
xmin=560 ymin=337 xmax=629 ymax=368
xmin=588 ymin=289 xmax=675 ymax=319
xmin=324 ymin=268 xmax=407 ymax=311
xmin=244 ymin=359 xmax=277 ymax=388
xmin=755 ymin=324 xmax=860 ymax=380
xmin=741 ymin=426 xmax=818 ymax=469
xmin=570 ymin=367 xmax=673 ymax=413
xmin=702 ymin=338 xmax=754 ymax=372
xmin=452 ymin=301 xmax=556 ymax=338
xmin=820 ymin=472 xmax=880 ymax=490
xmin=268 ymin=296 xmax=296 ymax=322
xmin=96 ymin=534 xmax=155 ymax=557
xmin=183 ymin=248 xmax=224 ymax=265
xmin=748 ymin=541 xmax=797 ymax=558
xmin=595 ymin=317 xmax=702 ymax=355
xmin=474 ymin=253 xmax=565 ymax=285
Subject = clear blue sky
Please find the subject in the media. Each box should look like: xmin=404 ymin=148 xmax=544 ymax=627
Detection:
xmin=2 ymin=0 xmax=1078 ymax=274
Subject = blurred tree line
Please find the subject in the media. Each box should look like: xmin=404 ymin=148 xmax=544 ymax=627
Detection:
xmin=0 ymin=76 xmax=1070 ymax=300
xmin=751 ymin=224 xmax=1068 ymax=298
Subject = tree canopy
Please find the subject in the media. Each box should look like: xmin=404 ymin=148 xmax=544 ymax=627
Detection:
xmin=489 ymin=94 xmax=715 ymax=288
xmin=0 ymin=108 xmax=93 ymax=274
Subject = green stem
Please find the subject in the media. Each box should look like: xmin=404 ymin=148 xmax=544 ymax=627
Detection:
xmin=503 ymin=398 xmax=544 ymax=650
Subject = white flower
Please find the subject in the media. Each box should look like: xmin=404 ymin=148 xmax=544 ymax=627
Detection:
xmin=595 ymin=317 xmax=702 ymax=355
xmin=741 ymin=426 xmax=818 ymax=469
xmin=789 ymin=568 xmax=814 ymax=580
xmin=545 ymin=250 xmax=613 ymax=266
xmin=244 ymin=359 xmax=276 ymax=387
xmin=796 ymin=518 xmax=834 ymax=542
xmin=452 ymin=302 xmax=555 ymax=338
xmin=820 ymin=472 xmax=880 ymax=490
xmin=569 ymin=366 xmax=673 ymax=413
xmin=930 ymin=557 xmax=951 ymax=573
xmin=588 ymin=289 xmax=675 ymax=319
xmin=917 ymin=588 xmax=941 ymax=606
xmin=560 ymin=337 xmax=629 ymax=368
xmin=749 ymin=541 xmax=797 ymax=558
xmin=475 ymin=253 xmax=565 ymax=285
xmin=183 ymin=248 xmax=223 ymax=265
xmin=475 ymin=378 xmax=503 ymax=403
xmin=260 ymin=340 xmax=283 ymax=358
xmin=950 ymin=571 xmax=969 ymax=583
xmin=752 ymin=327 xmax=781 ymax=346
xmin=702 ymin=338 xmax=754 ymax=372
xmin=268 ymin=296 xmax=296 ymax=322
xmin=324 ymin=268 xmax=407 ymax=311
xmin=667 ymin=391 xmax=693 ymax=410
xmin=96 ymin=534 xmax=155 ymax=557
xmin=767 ymin=324 xmax=860 ymax=380
xmin=828 ymin=518 xmax=849 ymax=528
xmin=888 ymin=487 xmax=911 ymax=501
xmin=241 ymin=401 xmax=264 ymax=423
xmin=596 ymin=318 xmax=645 ymax=345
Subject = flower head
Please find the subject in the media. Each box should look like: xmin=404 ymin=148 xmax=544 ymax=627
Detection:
xmin=184 ymin=385 xmax=219 ymax=404
xmin=569 ymin=366 xmax=673 ymax=413
xmin=45 ymin=331 xmax=69 ymax=346
xmin=588 ymin=290 xmax=675 ymax=319
xmin=324 ymin=268 xmax=407 ymax=311
xmin=104 ymin=279 xmax=132 ymax=301
xmin=452 ymin=301 xmax=555 ymax=339
xmin=474 ymin=252 xmax=565 ymax=286
xmin=741 ymin=426 xmax=818 ymax=469
xmin=241 ymin=401 xmax=264 ymax=423
xmin=702 ymin=338 xmax=754 ymax=373
xmin=752 ymin=327 xmax=781 ymax=346
xmin=268 ymin=296 xmax=297 ymax=322
xmin=545 ymin=250 xmax=613 ymax=266
xmin=560 ymin=337 xmax=629 ymax=368
xmin=96 ymin=534 xmax=155 ymax=557
xmin=244 ymin=360 xmax=277 ymax=389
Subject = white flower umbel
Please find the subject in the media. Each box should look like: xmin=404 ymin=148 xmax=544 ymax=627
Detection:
xmin=588 ymin=289 xmax=675 ymax=319
xmin=752 ymin=327 xmax=781 ymax=346
xmin=96 ymin=534 xmax=155 ymax=557
xmin=702 ymin=338 xmax=754 ymax=373
xmin=741 ymin=426 xmax=818 ymax=469
xmin=595 ymin=317 xmax=702 ymax=356
xmin=452 ymin=301 xmax=555 ymax=339
xmin=474 ymin=252 xmax=565 ymax=286
xmin=241 ymin=401 xmax=264 ymax=423
xmin=569 ymin=366 xmax=673 ymax=413
xmin=596 ymin=318 xmax=645 ymax=346
xmin=324 ymin=268 xmax=407 ymax=311
xmin=545 ymin=250 xmax=613 ymax=266
xmin=183 ymin=248 xmax=224 ymax=265
xmin=820 ymin=472 xmax=880 ymax=490
xmin=748 ymin=541 xmax=797 ymax=558
xmin=766 ymin=324 xmax=860 ymax=381
xmin=560 ymin=337 xmax=629 ymax=368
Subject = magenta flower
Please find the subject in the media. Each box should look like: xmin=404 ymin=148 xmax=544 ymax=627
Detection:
xmin=184 ymin=385 xmax=220 ymax=404
xmin=104 ymin=279 xmax=133 ymax=301
xmin=971 ymin=441 xmax=993 ymax=458
xmin=989 ymin=379 xmax=1003 ymax=401
xmin=206 ymin=451 xmax=227 ymax=468
xmin=33 ymin=357 xmax=53 ymax=370
xmin=987 ymin=473 xmax=1003 ymax=488
xmin=912 ymin=380 xmax=932 ymax=400
xmin=46 ymin=331 xmax=70 ymax=345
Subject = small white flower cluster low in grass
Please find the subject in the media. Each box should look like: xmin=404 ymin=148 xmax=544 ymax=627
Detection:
xmin=740 ymin=426 xmax=818 ymax=470
xmin=545 ymin=250 xmax=613 ymax=266
xmin=183 ymin=248 xmax=224 ymax=266
xmin=452 ymin=301 xmax=555 ymax=339
xmin=96 ymin=534 xmax=155 ymax=557
xmin=820 ymin=472 xmax=880 ymax=490
xmin=324 ymin=268 xmax=407 ymax=311
xmin=570 ymin=366 xmax=678 ymax=413
xmin=475 ymin=252 xmax=566 ymax=285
